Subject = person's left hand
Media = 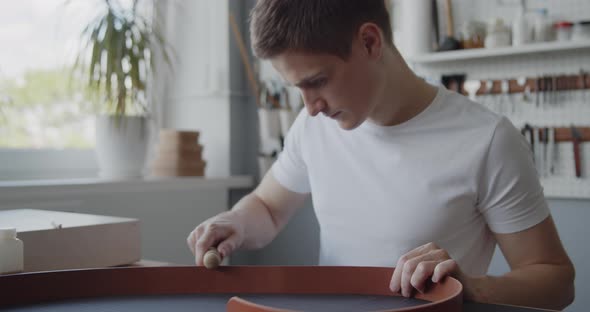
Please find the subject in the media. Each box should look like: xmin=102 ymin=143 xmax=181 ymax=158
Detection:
xmin=389 ymin=242 xmax=466 ymax=297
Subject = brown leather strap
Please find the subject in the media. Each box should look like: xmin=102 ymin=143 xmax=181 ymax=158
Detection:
xmin=0 ymin=266 xmax=462 ymax=311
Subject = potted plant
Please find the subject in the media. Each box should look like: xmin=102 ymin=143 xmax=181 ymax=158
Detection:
xmin=73 ymin=0 xmax=172 ymax=178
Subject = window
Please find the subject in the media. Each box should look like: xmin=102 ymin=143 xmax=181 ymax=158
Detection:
xmin=0 ymin=0 xmax=147 ymax=180
xmin=0 ymin=0 xmax=100 ymax=149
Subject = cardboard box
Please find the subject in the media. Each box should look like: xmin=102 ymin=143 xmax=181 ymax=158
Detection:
xmin=0 ymin=209 xmax=140 ymax=272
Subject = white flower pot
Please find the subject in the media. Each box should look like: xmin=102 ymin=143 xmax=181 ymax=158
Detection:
xmin=95 ymin=115 xmax=152 ymax=179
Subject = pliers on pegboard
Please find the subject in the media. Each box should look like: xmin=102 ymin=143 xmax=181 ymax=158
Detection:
xmin=521 ymin=124 xmax=535 ymax=159
xmin=571 ymin=126 xmax=583 ymax=178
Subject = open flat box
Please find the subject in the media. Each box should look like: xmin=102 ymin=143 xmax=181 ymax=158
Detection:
xmin=0 ymin=209 xmax=140 ymax=272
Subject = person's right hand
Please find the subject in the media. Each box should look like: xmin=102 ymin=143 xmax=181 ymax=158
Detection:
xmin=186 ymin=211 xmax=245 ymax=266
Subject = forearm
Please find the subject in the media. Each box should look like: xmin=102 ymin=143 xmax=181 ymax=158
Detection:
xmin=230 ymin=193 xmax=282 ymax=250
xmin=464 ymin=263 xmax=575 ymax=310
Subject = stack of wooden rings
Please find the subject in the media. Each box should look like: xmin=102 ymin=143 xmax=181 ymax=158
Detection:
xmin=151 ymin=129 xmax=206 ymax=177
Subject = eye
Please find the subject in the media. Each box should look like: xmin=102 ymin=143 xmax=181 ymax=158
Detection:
xmin=304 ymin=78 xmax=327 ymax=89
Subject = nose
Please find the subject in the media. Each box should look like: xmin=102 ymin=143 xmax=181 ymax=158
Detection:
xmin=301 ymin=92 xmax=327 ymax=117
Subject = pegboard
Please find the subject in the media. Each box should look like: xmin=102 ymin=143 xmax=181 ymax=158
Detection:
xmin=409 ymin=0 xmax=590 ymax=199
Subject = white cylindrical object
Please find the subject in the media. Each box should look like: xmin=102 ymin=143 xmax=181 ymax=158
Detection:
xmin=0 ymin=228 xmax=24 ymax=275
xmin=485 ymin=19 xmax=511 ymax=48
xmin=398 ymin=0 xmax=433 ymax=56
xmin=533 ymin=9 xmax=550 ymax=42
xmin=95 ymin=115 xmax=152 ymax=179
xmin=555 ymin=28 xmax=571 ymax=41
xmin=512 ymin=7 xmax=531 ymax=46
xmin=279 ymin=109 xmax=298 ymax=138
xmin=571 ymin=22 xmax=590 ymax=41
xmin=258 ymin=108 xmax=281 ymax=140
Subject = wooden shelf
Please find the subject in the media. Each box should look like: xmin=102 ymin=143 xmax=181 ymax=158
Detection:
xmin=408 ymin=40 xmax=590 ymax=64
xmin=531 ymin=127 xmax=590 ymax=143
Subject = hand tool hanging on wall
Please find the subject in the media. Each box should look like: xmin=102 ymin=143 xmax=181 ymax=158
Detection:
xmin=517 ymin=77 xmax=531 ymax=102
xmin=431 ymin=0 xmax=440 ymax=51
xmin=546 ymin=128 xmax=555 ymax=175
xmin=500 ymin=80 xmax=513 ymax=114
xmin=459 ymin=72 xmax=590 ymax=102
xmin=229 ymin=13 xmax=260 ymax=106
xmin=533 ymin=128 xmax=544 ymax=175
xmin=551 ymin=76 xmax=563 ymax=105
xmin=537 ymin=76 xmax=547 ymax=108
xmin=442 ymin=74 xmax=466 ymax=93
xmin=535 ymin=77 xmax=541 ymax=107
xmin=483 ymin=80 xmax=494 ymax=109
xmin=571 ymin=126 xmax=583 ymax=178
xmin=521 ymin=124 xmax=535 ymax=156
xmin=541 ymin=128 xmax=549 ymax=177
xmin=464 ymin=80 xmax=481 ymax=101
xmin=438 ymin=0 xmax=461 ymax=51
xmin=523 ymin=126 xmax=590 ymax=178
xmin=581 ymin=70 xmax=588 ymax=103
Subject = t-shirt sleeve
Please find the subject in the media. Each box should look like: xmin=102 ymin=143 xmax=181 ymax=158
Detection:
xmin=477 ymin=117 xmax=550 ymax=234
xmin=271 ymin=109 xmax=311 ymax=194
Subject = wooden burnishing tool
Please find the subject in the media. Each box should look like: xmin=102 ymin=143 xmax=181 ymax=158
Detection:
xmin=203 ymin=247 xmax=222 ymax=269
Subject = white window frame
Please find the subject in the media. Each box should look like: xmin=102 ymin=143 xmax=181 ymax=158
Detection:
xmin=0 ymin=1 xmax=163 ymax=181
xmin=0 ymin=149 xmax=98 ymax=181
xmin=0 ymin=0 xmax=237 ymax=181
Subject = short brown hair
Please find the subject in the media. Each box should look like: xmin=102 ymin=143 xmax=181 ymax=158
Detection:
xmin=250 ymin=0 xmax=393 ymax=59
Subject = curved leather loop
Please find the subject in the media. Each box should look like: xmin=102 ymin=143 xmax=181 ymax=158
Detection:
xmin=0 ymin=266 xmax=462 ymax=311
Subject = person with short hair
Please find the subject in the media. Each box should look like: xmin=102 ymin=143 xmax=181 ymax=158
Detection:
xmin=187 ymin=1 xmax=575 ymax=309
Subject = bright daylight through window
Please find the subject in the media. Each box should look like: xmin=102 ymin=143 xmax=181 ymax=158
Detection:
xmin=0 ymin=0 xmax=138 ymax=149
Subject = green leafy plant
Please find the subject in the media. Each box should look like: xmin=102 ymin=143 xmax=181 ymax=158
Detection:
xmin=73 ymin=0 xmax=173 ymax=116
xmin=0 ymin=94 xmax=11 ymax=122
xmin=0 ymin=69 xmax=94 ymax=148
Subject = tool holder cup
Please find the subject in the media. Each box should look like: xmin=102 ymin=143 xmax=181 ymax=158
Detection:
xmin=279 ymin=109 xmax=298 ymax=139
xmin=258 ymin=108 xmax=281 ymax=141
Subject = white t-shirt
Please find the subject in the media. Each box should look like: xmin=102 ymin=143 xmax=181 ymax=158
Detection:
xmin=271 ymin=86 xmax=549 ymax=275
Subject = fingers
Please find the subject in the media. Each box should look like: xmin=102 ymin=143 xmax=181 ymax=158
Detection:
xmin=194 ymin=223 xmax=234 ymax=265
xmin=187 ymin=219 xmax=238 ymax=266
xmin=409 ymin=261 xmax=438 ymax=294
xmin=217 ymin=233 xmax=240 ymax=258
xmin=186 ymin=226 xmax=204 ymax=255
xmin=399 ymin=250 xmax=444 ymax=297
xmin=390 ymin=242 xmax=440 ymax=293
xmin=390 ymin=257 xmax=405 ymax=293
xmin=432 ymin=259 xmax=457 ymax=283
xmin=402 ymin=242 xmax=439 ymax=260
xmin=187 ymin=210 xmax=248 ymax=268
xmin=390 ymin=243 xmax=458 ymax=297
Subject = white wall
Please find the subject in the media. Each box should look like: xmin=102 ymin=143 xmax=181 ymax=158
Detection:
xmin=155 ymin=0 xmax=233 ymax=177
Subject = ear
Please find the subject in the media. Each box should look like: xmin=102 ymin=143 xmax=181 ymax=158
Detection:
xmin=357 ymin=23 xmax=383 ymax=60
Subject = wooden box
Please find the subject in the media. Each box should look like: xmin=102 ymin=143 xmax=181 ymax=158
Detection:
xmin=0 ymin=209 xmax=140 ymax=272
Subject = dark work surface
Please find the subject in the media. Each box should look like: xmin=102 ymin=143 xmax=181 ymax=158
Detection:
xmin=4 ymin=294 xmax=549 ymax=312
xmin=464 ymin=301 xmax=552 ymax=312
xmin=3 ymin=294 xmax=427 ymax=312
